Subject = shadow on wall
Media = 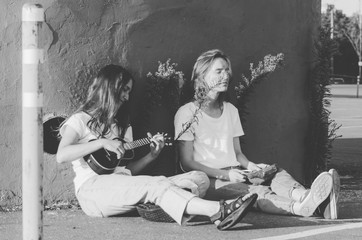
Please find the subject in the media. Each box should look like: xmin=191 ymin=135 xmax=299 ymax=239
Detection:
xmin=0 ymin=0 xmax=321 ymax=205
xmin=126 ymin=4 xmax=249 ymax=177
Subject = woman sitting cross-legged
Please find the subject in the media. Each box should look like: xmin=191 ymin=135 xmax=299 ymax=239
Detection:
xmin=56 ymin=64 xmax=257 ymax=230
xmin=174 ymin=49 xmax=340 ymax=219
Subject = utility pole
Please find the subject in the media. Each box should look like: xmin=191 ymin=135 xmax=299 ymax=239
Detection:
xmin=358 ymin=0 xmax=361 ymax=98
xmin=330 ymin=4 xmax=334 ymax=78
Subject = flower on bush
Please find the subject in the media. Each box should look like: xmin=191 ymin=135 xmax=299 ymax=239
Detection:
xmin=144 ymin=59 xmax=185 ymax=114
xmin=235 ymin=53 xmax=284 ymax=98
xmin=147 ymin=59 xmax=185 ymax=91
xmin=139 ymin=59 xmax=185 ymax=134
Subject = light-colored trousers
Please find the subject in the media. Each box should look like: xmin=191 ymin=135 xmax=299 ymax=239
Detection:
xmin=205 ymin=168 xmax=306 ymax=215
xmin=76 ymin=171 xmax=210 ymax=224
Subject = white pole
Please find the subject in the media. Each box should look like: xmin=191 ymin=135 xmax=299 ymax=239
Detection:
xmin=358 ymin=0 xmax=361 ymax=98
xmin=330 ymin=5 xmax=334 ymax=77
xmin=22 ymin=3 xmax=44 ymax=240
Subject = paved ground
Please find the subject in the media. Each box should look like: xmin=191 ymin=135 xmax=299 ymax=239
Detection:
xmin=329 ymin=84 xmax=362 ymax=195
xmin=1 ymin=84 xmax=362 ymax=240
xmin=2 ymin=204 xmax=362 ymax=240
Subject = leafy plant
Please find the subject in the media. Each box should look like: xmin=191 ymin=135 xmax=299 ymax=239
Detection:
xmin=304 ymin=27 xmax=341 ymax=184
xmin=135 ymin=59 xmax=185 ymax=176
xmin=140 ymin=59 xmax=185 ymax=133
xmin=235 ymin=53 xmax=285 ymax=122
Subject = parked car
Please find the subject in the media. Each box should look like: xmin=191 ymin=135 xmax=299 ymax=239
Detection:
xmin=330 ymin=77 xmax=345 ymax=84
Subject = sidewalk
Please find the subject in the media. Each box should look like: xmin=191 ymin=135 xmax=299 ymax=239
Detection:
xmin=1 ymin=194 xmax=362 ymax=240
xmin=2 ymin=141 xmax=362 ymax=239
xmin=1 ymin=85 xmax=362 ymax=240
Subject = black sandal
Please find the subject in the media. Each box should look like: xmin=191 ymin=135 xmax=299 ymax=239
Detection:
xmin=210 ymin=193 xmax=257 ymax=231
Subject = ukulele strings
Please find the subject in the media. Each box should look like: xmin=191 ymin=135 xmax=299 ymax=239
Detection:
xmin=124 ymin=137 xmax=151 ymax=150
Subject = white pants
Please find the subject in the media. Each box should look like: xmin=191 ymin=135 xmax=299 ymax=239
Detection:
xmin=206 ymin=168 xmax=306 ymax=215
xmin=76 ymin=171 xmax=210 ymax=224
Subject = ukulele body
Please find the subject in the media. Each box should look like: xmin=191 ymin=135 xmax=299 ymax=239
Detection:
xmin=83 ymin=135 xmax=171 ymax=175
xmin=84 ymin=139 xmax=135 ymax=175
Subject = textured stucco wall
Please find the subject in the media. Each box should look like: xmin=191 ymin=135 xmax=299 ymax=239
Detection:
xmin=0 ymin=0 xmax=321 ymax=205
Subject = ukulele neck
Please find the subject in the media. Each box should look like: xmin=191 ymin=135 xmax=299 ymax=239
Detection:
xmin=123 ymin=137 xmax=151 ymax=150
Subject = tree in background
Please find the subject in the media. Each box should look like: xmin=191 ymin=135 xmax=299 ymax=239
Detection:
xmin=322 ymin=5 xmax=359 ymax=83
xmin=304 ymin=25 xmax=341 ymax=185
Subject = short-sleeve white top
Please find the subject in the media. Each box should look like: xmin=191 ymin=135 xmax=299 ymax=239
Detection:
xmin=59 ymin=112 xmax=132 ymax=193
xmin=174 ymin=102 xmax=244 ymax=169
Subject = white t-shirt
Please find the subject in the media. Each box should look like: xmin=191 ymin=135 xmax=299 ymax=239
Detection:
xmin=174 ymin=102 xmax=244 ymax=169
xmin=59 ymin=112 xmax=132 ymax=193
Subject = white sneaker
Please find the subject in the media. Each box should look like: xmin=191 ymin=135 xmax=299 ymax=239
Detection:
xmin=297 ymin=172 xmax=333 ymax=217
xmin=323 ymin=169 xmax=340 ymax=219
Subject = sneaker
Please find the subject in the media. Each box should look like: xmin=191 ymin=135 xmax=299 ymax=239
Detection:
xmin=297 ymin=172 xmax=333 ymax=217
xmin=324 ymin=169 xmax=340 ymax=219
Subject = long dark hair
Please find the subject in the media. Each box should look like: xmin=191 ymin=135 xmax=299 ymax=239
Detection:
xmin=77 ymin=64 xmax=133 ymax=138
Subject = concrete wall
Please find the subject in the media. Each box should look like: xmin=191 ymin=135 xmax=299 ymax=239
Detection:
xmin=0 ymin=0 xmax=321 ymax=205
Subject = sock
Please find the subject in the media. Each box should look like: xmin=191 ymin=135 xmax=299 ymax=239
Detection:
xmin=291 ymin=188 xmax=309 ymax=202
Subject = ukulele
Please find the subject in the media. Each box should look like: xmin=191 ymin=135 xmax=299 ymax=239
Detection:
xmin=84 ymin=134 xmax=172 ymax=175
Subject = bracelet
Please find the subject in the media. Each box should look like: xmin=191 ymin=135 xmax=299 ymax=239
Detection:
xmin=215 ymin=174 xmax=227 ymax=180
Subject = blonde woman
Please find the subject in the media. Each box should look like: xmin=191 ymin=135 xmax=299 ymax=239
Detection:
xmin=175 ymin=49 xmax=340 ymax=219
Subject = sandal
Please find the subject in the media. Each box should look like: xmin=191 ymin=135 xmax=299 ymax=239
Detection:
xmin=210 ymin=193 xmax=257 ymax=231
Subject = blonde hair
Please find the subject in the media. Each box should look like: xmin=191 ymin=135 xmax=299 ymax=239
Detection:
xmin=191 ymin=49 xmax=232 ymax=103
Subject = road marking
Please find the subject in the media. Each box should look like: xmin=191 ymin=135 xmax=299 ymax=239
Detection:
xmin=251 ymin=222 xmax=362 ymax=240
xmin=340 ymin=126 xmax=362 ymax=129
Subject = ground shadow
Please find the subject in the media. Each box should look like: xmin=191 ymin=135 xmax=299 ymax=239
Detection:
xmin=329 ymin=138 xmax=362 ymax=190
xmin=225 ymin=210 xmax=362 ymax=231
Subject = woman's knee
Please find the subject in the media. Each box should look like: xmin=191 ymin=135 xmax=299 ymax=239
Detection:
xmin=249 ymin=185 xmax=273 ymax=198
xmin=170 ymin=171 xmax=210 ymax=197
xmin=188 ymin=171 xmax=210 ymax=186
xmin=270 ymin=168 xmax=304 ymax=192
xmin=188 ymin=171 xmax=210 ymax=197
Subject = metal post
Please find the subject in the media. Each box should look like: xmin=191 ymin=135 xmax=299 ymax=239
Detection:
xmin=358 ymin=0 xmax=362 ymax=98
xmin=22 ymin=4 xmax=44 ymax=240
xmin=330 ymin=5 xmax=334 ymax=77
xmin=357 ymin=75 xmax=360 ymax=98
